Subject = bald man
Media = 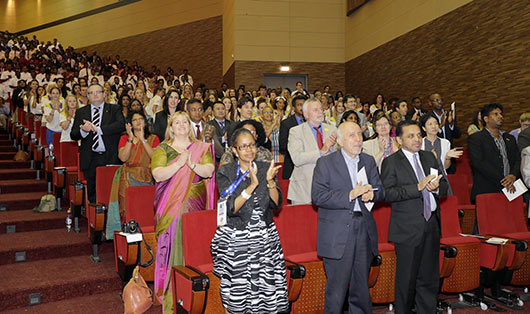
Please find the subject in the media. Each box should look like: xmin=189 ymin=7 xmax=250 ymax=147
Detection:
xmin=312 ymin=122 xmax=385 ymax=313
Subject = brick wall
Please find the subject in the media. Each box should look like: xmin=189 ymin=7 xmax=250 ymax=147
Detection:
xmin=78 ymin=16 xmax=223 ymax=89
xmin=234 ymin=61 xmax=345 ymax=95
xmin=345 ymin=0 xmax=530 ymax=145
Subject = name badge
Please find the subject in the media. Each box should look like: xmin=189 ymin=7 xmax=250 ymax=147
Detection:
xmin=217 ymin=199 xmax=227 ymax=226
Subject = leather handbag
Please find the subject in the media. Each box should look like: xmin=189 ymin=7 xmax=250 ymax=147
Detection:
xmin=123 ymin=265 xmax=153 ymax=314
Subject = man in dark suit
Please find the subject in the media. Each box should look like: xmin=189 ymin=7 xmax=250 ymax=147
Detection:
xmin=279 ymin=94 xmax=306 ymax=179
xmin=468 ymin=103 xmax=520 ymax=203
xmin=405 ymin=96 xmax=425 ymax=121
xmin=381 ymin=120 xmax=448 ymax=314
xmin=70 ymin=83 xmax=125 ymax=203
xmin=207 ymin=101 xmax=233 ymax=163
xmin=312 ymin=122 xmax=385 ymax=314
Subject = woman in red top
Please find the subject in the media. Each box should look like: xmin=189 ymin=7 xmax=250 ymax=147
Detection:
xmin=105 ymin=110 xmax=160 ymax=238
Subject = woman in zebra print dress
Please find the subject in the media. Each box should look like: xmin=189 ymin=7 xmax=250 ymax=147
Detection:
xmin=211 ymin=128 xmax=288 ymax=314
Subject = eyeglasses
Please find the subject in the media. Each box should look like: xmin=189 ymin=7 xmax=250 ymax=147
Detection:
xmin=236 ymin=143 xmax=257 ymax=151
xmin=433 ymin=98 xmax=443 ymax=102
xmin=88 ymin=90 xmax=104 ymax=95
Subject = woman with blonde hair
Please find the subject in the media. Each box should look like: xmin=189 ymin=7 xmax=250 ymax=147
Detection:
xmin=182 ymin=84 xmax=193 ymax=100
xmin=151 ymin=111 xmax=215 ymax=313
xmin=133 ymin=87 xmax=148 ymax=107
xmin=43 ymin=86 xmax=64 ymax=145
xmin=59 ymin=95 xmax=78 ymax=142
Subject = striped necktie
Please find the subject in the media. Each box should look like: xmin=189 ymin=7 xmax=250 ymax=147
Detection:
xmin=413 ymin=154 xmax=431 ymax=221
xmin=92 ymin=106 xmax=101 ymax=151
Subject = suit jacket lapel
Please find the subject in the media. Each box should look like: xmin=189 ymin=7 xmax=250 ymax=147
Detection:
xmin=101 ymin=103 xmax=110 ymax=126
xmin=419 ymin=150 xmax=432 ymax=178
xmin=302 ymin=123 xmax=319 ymax=150
xmin=334 ymin=150 xmax=353 ymax=190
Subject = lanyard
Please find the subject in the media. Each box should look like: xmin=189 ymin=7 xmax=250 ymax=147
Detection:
xmin=220 ymin=163 xmax=249 ymax=199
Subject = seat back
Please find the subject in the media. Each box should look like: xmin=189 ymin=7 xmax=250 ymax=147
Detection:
xmin=95 ymin=165 xmax=120 ymax=204
xmin=125 ymin=185 xmax=156 ymax=229
xmin=39 ymin=126 xmax=47 ymax=146
xmin=372 ymin=202 xmax=392 ymax=243
xmin=59 ymin=141 xmax=78 ymax=167
xmin=27 ymin=114 xmax=34 ymax=132
xmin=476 ymin=193 xmax=526 ymax=234
xmin=447 ymin=174 xmax=472 ymax=205
xmin=277 ymin=179 xmax=290 ymax=207
xmin=273 ymin=204 xmax=318 ymax=258
xmin=34 ymin=120 xmax=42 ymax=139
xmin=181 ymin=210 xmax=217 ymax=268
xmin=76 ymin=153 xmax=85 ymax=181
xmin=440 ymin=196 xmax=462 ymax=237
xmin=51 ymin=132 xmax=61 ymax=162
xmin=455 ymin=148 xmax=472 ymax=183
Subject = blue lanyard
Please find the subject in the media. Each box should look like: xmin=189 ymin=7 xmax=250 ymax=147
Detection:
xmin=220 ymin=163 xmax=249 ymax=199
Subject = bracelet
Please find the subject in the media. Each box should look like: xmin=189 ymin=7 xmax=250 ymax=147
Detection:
xmin=127 ymin=139 xmax=133 ymax=143
xmin=241 ymin=189 xmax=251 ymax=199
xmin=192 ymin=163 xmax=197 ymax=170
xmin=267 ymin=182 xmax=276 ymax=189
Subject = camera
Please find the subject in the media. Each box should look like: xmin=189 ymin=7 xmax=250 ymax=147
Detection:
xmin=122 ymin=220 xmax=139 ymax=234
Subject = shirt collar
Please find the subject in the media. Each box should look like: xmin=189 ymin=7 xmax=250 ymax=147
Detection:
xmin=485 ymin=127 xmax=505 ymax=138
xmin=401 ymin=148 xmax=418 ymax=161
xmin=341 ymin=148 xmax=359 ymax=165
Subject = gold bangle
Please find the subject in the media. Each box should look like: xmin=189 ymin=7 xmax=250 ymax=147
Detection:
xmin=267 ymin=182 xmax=276 ymax=189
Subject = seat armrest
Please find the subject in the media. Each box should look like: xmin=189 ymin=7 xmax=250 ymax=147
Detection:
xmin=171 ymin=265 xmax=209 ymax=314
xmin=285 ymin=259 xmax=305 ymax=302
xmin=368 ymin=254 xmax=382 ymax=287
xmin=440 ymin=244 xmax=457 ymax=278
xmin=483 ymin=235 xmax=528 ymax=270
xmin=474 ymin=234 xmax=518 ymax=271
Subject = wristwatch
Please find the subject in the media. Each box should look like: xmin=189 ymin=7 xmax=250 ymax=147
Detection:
xmin=127 ymin=139 xmax=133 ymax=143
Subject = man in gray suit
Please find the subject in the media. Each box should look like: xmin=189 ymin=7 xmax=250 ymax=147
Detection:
xmin=312 ymin=122 xmax=385 ymax=314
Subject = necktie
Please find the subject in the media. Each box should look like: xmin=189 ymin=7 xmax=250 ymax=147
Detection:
xmin=220 ymin=121 xmax=225 ymax=134
xmin=92 ymin=107 xmax=101 ymax=151
xmin=314 ymin=126 xmax=323 ymax=149
xmin=195 ymin=124 xmax=201 ymax=139
xmin=413 ymin=154 xmax=431 ymax=221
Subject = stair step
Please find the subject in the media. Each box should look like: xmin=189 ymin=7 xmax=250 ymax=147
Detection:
xmin=0 ymin=191 xmax=45 ymax=211
xmin=0 ymin=160 xmax=31 ymax=169
xmin=0 ymin=169 xmax=41 ymax=180
xmin=0 ymin=140 xmax=14 ymax=146
xmin=3 ymin=291 xmax=163 ymax=314
xmin=0 ymin=209 xmax=67 ymax=233
xmin=0 ymin=146 xmax=16 ymax=152
xmin=0 ymin=227 xmax=114 ymax=265
xmin=0 ymin=151 xmax=16 ymax=160
xmin=0 ymin=179 xmax=47 ymax=194
xmin=0 ymin=253 xmax=122 ymax=311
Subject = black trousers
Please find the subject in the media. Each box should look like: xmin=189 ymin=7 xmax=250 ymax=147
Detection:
xmin=394 ymin=217 xmax=440 ymax=314
xmin=83 ymin=152 xmax=107 ymax=203
xmin=322 ymin=215 xmax=373 ymax=314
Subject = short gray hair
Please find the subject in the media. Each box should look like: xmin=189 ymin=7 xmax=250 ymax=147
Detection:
xmin=302 ymin=97 xmax=322 ymax=114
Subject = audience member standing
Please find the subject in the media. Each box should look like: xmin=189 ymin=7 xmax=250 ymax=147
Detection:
xmin=211 ymin=128 xmax=288 ymax=314
xmin=381 ymin=120 xmax=447 ymax=314
xmin=312 ymin=122 xmax=384 ymax=314
xmin=151 ymin=112 xmax=214 ymax=313
xmin=279 ymin=94 xmax=306 ymax=179
xmin=207 ymin=101 xmax=233 ymax=163
xmin=70 ymin=84 xmax=125 ymax=203
xmin=288 ymin=97 xmax=337 ymax=204
xmin=509 ymin=112 xmax=530 ymax=142
xmin=153 ymin=90 xmax=181 ymax=141
xmin=468 ymin=103 xmax=520 ymax=202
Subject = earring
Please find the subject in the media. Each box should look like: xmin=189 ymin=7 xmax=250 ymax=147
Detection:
xmin=235 ymin=153 xmax=239 ymax=158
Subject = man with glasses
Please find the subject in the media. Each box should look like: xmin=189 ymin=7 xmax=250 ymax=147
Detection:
xmin=428 ymin=93 xmax=461 ymax=173
xmin=71 ymin=83 xmax=125 ymax=203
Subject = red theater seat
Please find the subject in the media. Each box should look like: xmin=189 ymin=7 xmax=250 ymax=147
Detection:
xmin=447 ymin=174 xmax=475 ymax=234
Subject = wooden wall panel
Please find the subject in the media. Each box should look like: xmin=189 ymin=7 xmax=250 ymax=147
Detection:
xmin=78 ymin=16 xmax=223 ymax=89
xmin=345 ymin=0 xmax=530 ymax=145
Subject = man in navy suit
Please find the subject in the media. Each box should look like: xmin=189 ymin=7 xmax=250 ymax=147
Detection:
xmin=279 ymin=94 xmax=306 ymax=179
xmin=312 ymin=121 xmax=385 ymax=314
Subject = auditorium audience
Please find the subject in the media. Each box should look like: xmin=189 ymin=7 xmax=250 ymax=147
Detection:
xmin=211 ymin=127 xmax=287 ymax=314
xmin=5 ymin=30 xmax=530 ymax=313
xmin=151 ymin=111 xmax=214 ymax=313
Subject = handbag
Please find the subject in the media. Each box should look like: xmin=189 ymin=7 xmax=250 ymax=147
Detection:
xmin=123 ymin=265 xmax=153 ymax=314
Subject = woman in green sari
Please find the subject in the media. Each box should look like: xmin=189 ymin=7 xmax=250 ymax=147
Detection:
xmin=151 ymin=111 xmax=215 ymax=313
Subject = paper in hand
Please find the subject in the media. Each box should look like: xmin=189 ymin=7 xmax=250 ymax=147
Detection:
xmin=450 ymin=102 xmax=456 ymax=120
xmin=502 ymin=179 xmax=528 ymax=202
xmin=357 ymin=167 xmax=374 ymax=211
xmin=430 ymin=168 xmax=438 ymax=183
